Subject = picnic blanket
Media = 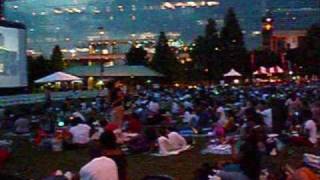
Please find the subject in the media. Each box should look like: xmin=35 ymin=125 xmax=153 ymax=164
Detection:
xmin=179 ymin=127 xmax=213 ymax=137
xmin=3 ymin=132 xmax=31 ymax=137
xmin=304 ymin=153 xmax=320 ymax=170
xmin=201 ymin=144 xmax=232 ymax=155
xmin=150 ymin=145 xmax=192 ymax=157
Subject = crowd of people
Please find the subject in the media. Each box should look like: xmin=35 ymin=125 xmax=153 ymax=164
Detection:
xmin=1 ymin=81 xmax=320 ymax=180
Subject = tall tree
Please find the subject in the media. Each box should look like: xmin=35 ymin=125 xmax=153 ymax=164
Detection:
xmin=151 ymin=32 xmax=182 ymax=81
xmin=287 ymin=24 xmax=320 ymax=75
xmin=254 ymin=49 xmax=281 ymax=68
xmin=50 ymin=45 xmax=64 ymax=72
xmin=190 ymin=35 xmax=207 ymax=81
xmin=126 ymin=45 xmax=148 ymax=65
xmin=28 ymin=55 xmax=52 ymax=88
xmin=205 ymin=18 xmax=219 ymax=46
xmin=220 ymin=8 xmax=250 ymax=76
xmin=303 ymin=24 xmax=320 ymax=75
xmin=205 ymin=18 xmax=222 ymax=81
xmin=190 ymin=18 xmax=221 ymax=81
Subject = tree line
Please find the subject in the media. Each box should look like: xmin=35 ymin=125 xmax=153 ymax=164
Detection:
xmin=28 ymin=8 xmax=320 ymax=86
xmin=28 ymin=45 xmax=64 ymax=87
xmin=127 ymin=8 xmax=320 ymax=82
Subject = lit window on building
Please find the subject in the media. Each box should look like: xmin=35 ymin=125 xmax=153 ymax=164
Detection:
xmin=102 ymin=49 xmax=109 ymax=54
xmin=104 ymin=61 xmax=114 ymax=67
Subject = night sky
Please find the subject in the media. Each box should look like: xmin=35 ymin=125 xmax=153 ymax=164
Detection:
xmin=4 ymin=0 xmax=320 ymax=54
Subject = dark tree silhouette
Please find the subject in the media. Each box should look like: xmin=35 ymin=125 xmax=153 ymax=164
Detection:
xmin=151 ymin=32 xmax=182 ymax=81
xmin=126 ymin=45 xmax=148 ymax=65
xmin=220 ymin=8 xmax=250 ymax=76
xmin=50 ymin=45 xmax=64 ymax=72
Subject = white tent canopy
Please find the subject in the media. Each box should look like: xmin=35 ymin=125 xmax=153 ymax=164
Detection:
xmin=35 ymin=72 xmax=81 ymax=83
xmin=253 ymin=66 xmax=268 ymax=75
xmin=224 ymin=69 xmax=242 ymax=77
xmin=269 ymin=66 xmax=284 ymax=74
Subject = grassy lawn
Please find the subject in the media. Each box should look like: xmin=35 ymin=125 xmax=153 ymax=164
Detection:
xmin=0 ymin=136 xmax=319 ymax=180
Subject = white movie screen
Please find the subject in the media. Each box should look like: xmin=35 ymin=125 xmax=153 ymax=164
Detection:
xmin=0 ymin=25 xmax=27 ymax=88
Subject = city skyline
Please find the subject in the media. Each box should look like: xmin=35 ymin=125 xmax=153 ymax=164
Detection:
xmin=4 ymin=0 xmax=320 ymax=55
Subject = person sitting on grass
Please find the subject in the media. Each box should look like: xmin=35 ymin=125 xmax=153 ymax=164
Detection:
xmin=90 ymin=130 xmax=127 ymax=180
xmin=284 ymin=164 xmax=318 ymax=180
xmin=210 ymin=122 xmax=226 ymax=141
xmin=302 ymin=110 xmax=318 ymax=146
xmin=232 ymin=127 xmax=262 ymax=180
xmin=65 ymin=117 xmax=92 ymax=149
xmin=31 ymin=123 xmax=48 ymax=146
xmin=288 ymin=109 xmax=317 ymax=147
xmin=157 ymin=127 xmax=188 ymax=155
xmin=223 ymin=110 xmax=237 ymax=133
xmin=123 ymin=113 xmax=142 ymax=134
xmin=194 ymin=162 xmax=250 ymax=180
xmin=127 ymin=129 xmax=154 ymax=154
xmin=80 ymin=156 xmax=119 ymax=180
xmin=14 ymin=114 xmax=30 ymax=134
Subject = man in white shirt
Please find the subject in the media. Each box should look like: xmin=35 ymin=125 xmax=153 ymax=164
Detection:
xmin=183 ymin=99 xmax=193 ymax=110
xmin=80 ymin=156 xmax=118 ymax=180
xmin=258 ymin=102 xmax=273 ymax=130
xmin=184 ymin=109 xmax=198 ymax=124
xmin=158 ymin=129 xmax=187 ymax=155
xmin=285 ymin=93 xmax=302 ymax=115
xmin=14 ymin=115 xmax=30 ymax=134
xmin=72 ymin=111 xmax=86 ymax=122
xmin=168 ymin=131 xmax=187 ymax=150
xmin=216 ymin=103 xmax=227 ymax=126
xmin=304 ymin=119 xmax=318 ymax=145
xmin=147 ymin=99 xmax=160 ymax=114
xmin=171 ymin=100 xmax=180 ymax=115
xmin=183 ymin=110 xmax=192 ymax=124
xmin=69 ymin=121 xmax=91 ymax=144
xmin=260 ymin=108 xmax=272 ymax=129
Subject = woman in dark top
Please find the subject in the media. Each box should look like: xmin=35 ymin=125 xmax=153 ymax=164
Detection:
xmin=92 ymin=130 xmax=127 ymax=180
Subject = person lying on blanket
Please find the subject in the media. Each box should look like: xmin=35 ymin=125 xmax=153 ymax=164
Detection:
xmin=157 ymin=128 xmax=188 ymax=155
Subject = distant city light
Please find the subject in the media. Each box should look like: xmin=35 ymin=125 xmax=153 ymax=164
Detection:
xmin=5 ymin=0 xmax=319 ymax=54
xmin=161 ymin=1 xmax=220 ymax=10
xmin=266 ymin=18 xmax=272 ymax=22
xmin=264 ymin=24 xmax=272 ymax=31
xmin=252 ymin=31 xmax=261 ymax=35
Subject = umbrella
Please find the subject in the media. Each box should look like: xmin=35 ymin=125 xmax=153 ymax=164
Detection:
xmin=224 ymin=69 xmax=242 ymax=77
xmin=35 ymin=72 xmax=81 ymax=83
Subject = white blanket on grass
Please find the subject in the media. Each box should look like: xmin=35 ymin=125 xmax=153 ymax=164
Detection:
xmin=151 ymin=145 xmax=192 ymax=156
